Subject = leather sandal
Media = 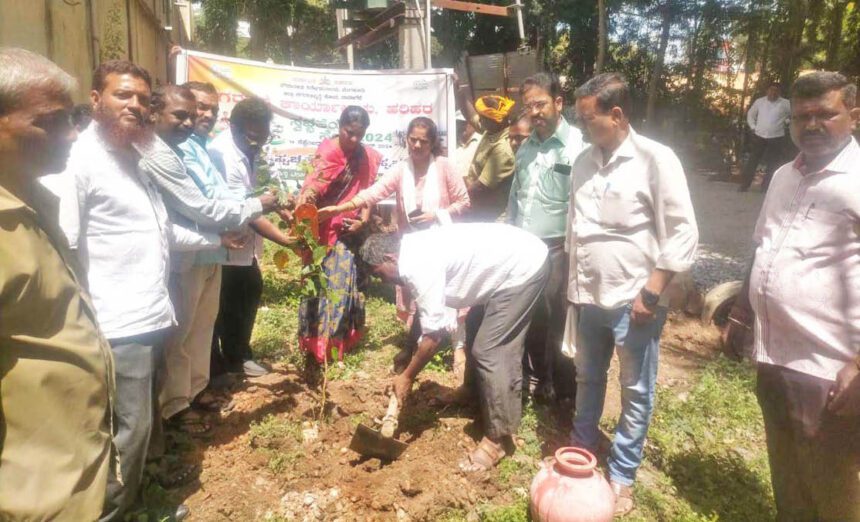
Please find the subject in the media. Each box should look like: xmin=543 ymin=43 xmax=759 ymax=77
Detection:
xmin=459 ymin=437 xmax=506 ymax=473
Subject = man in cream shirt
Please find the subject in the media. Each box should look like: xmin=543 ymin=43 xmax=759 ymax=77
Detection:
xmin=567 ymin=73 xmax=698 ymax=516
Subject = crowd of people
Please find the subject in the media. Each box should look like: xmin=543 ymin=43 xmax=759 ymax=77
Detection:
xmin=0 ymin=43 xmax=858 ymax=521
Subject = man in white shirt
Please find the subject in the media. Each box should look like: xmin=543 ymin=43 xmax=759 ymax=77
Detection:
xmin=724 ymin=72 xmax=860 ymax=520
xmin=359 ymin=224 xmax=548 ymax=472
xmin=48 ymin=61 xmax=219 ymax=521
xmin=508 ymin=72 xmax=586 ymax=403
xmin=740 ymin=83 xmax=792 ymax=192
xmin=569 ymin=73 xmax=698 ymax=516
xmin=209 ymin=97 xmax=295 ymax=378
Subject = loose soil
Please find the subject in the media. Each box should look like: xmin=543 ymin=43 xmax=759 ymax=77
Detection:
xmin=176 ymin=313 xmax=722 ymax=521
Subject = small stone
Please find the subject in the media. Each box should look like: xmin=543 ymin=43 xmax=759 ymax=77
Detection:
xmin=350 ymin=496 xmax=359 ymax=503
xmin=340 ymin=447 xmax=349 ymax=454
xmin=303 ymin=494 xmax=315 ymax=506
xmin=399 ymin=480 xmax=422 ymax=497
xmin=329 ymin=488 xmax=340 ymax=498
xmin=396 ymin=507 xmax=411 ymax=521
xmin=246 ymin=386 xmax=259 ymax=393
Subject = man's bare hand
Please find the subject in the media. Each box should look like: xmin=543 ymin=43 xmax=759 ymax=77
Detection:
xmin=220 ymin=230 xmax=248 ymax=250
xmin=721 ymin=305 xmax=752 ymax=360
xmin=630 ymin=293 xmax=655 ymax=324
xmin=341 ymin=217 xmax=364 ymax=234
xmin=275 ymin=208 xmax=293 ymax=224
xmin=258 ymin=193 xmax=278 ymax=213
xmin=828 ymin=360 xmax=860 ymax=416
xmin=392 ymin=373 xmax=413 ymax=406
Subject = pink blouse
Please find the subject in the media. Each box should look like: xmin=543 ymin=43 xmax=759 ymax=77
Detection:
xmin=353 ymin=155 xmax=470 ymax=230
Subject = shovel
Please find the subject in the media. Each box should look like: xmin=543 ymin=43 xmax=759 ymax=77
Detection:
xmin=349 ymin=394 xmax=408 ymax=461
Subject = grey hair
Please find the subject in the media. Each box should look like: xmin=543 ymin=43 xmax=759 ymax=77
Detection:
xmin=791 ymin=71 xmax=857 ymax=110
xmin=0 ymin=48 xmax=77 ymax=115
xmin=359 ymin=233 xmax=401 ymax=266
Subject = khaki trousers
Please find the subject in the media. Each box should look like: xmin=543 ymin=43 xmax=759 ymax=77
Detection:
xmin=161 ymin=264 xmax=222 ymax=420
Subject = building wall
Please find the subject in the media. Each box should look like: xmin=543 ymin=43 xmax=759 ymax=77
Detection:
xmin=0 ymin=0 xmax=191 ymax=100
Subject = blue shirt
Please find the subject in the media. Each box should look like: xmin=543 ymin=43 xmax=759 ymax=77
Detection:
xmin=178 ymin=135 xmax=234 ymax=265
xmin=507 ymin=117 xmax=585 ymax=238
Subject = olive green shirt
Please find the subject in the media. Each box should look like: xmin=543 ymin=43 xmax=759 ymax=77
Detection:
xmin=465 ymin=127 xmax=515 ymax=222
xmin=0 ymin=181 xmax=114 ymax=521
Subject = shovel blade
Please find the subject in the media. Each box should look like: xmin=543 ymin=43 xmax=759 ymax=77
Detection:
xmin=349 ymin=424 xmax=408 ymax=461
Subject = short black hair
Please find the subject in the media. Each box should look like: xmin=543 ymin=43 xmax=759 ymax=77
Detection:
xmin=151 ymin=84 xmax=196 ymax=113
xmin=182 ymin=81 xmax=217 ymax=96
xmin=91 ymin=60 xmax=152 ymax=93
xmin=359 ymin=233 xmax=401 ymax=266
xmin=574 ymin=72 xmax=632 ymax=116
xmin=521 ymin=72 xmax=562 ymax=99
xmin=407 ymin=116 xmax=442 ymax=155
xmin=339 ymin=105 xmax=370 ymax=128
xmin=791 ymin=71 xmax=857 ymax=110
xmin=230 ymin=96 xmax=273 ymax=129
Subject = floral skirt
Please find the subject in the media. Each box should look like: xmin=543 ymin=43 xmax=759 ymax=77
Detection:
xmin=299 ymin=241 xmax=365 ymax=363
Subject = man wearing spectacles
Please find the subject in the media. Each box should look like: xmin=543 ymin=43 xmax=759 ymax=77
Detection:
xmin=507 ymin=72 xmax=585 ymax=404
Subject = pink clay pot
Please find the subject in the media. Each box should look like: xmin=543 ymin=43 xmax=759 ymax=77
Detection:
xmin=529 ymin=447 xmax=615 ymax=522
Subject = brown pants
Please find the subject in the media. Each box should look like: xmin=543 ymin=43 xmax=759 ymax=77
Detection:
xmin=756 ymin=363 xmax=860 ymax=521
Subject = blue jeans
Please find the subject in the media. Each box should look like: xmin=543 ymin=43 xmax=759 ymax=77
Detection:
xmin=571 ymin=303 xmax=667 ymax=486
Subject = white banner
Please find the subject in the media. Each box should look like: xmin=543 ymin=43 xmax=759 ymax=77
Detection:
xmin=176 ymin=50 xmax=456 ymax=191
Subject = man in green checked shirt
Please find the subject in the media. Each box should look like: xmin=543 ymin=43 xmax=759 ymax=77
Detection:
xmin=507 ymin=72 xmax=585 ymax=403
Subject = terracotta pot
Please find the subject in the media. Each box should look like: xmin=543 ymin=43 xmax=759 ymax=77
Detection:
xmin=529 ymin=447 xmax=615 ymax=522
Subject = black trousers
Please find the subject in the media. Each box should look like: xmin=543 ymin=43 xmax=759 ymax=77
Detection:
xmin=522 ymin=240 xmax=575 ymax=400
xmin=741 ymin=135 xmax=788 ymax=191
xmin=211 ymin=260 xmax=263 ymax=374
xmin=463 ymin=261 xmax=548 ymax=439
xmin=756 ymin=363 xmax=860 ymax=521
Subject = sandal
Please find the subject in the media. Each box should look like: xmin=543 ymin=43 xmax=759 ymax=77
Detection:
xmin=169 ymin=409 xmax=211 ymax=436
xmin=611 ymin=481 xmax=635 ymax=517
xmin=192 ymin=391 xmax=226 ymax=412
xmin=458 ymin=437 xmax=506 ymax=473
xmin=158 ymin=462 xmax=201 ymax=490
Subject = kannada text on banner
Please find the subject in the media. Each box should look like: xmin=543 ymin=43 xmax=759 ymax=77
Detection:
xmin=176 ymin=50 xmax=455 ymax=191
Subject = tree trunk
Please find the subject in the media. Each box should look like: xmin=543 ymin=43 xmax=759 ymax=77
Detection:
xmin=645 ymin=3 xmax=673 ymax=130
xmin=825 ymin=0 xmax=848 ymax=69
xmin=595 ymin=0 xmax=607 ymax=73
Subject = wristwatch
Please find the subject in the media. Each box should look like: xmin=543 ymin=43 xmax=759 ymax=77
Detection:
xmin=640 ymin=288 xmax=660 ymax=309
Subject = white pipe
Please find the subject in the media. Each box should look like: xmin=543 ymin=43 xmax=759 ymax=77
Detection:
xmin=514 ymin=0 xmax=525 ymax=42
xmin=425 ymin=0 xmax=432 ymax=68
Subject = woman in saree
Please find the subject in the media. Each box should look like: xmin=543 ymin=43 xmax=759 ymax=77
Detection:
xmin=318 ymin=116 xmax=471 ymax=371
xmin=297 ymin=106 xmax=382 ymax=368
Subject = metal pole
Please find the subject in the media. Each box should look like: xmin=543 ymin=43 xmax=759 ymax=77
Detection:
xmin=514 ymin=0 xmax=525 ymax=42
xmin=424 ymin=0 xmax=432 ymax=68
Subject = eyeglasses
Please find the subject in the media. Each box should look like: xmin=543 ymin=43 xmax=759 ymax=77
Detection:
xmin=522 ymin=99 xmax=551 ymax=112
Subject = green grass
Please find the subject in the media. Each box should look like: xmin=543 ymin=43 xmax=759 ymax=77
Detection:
xmin=629 ymin=356 xmax=774 ymax=521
